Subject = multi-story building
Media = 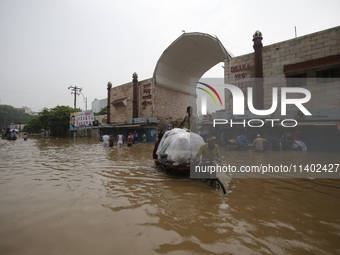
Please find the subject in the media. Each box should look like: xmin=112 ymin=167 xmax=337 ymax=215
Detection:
xmin=21 ymin=106 xmax=37 ymax=116
xmin=91 ymin=98 xmax=107 ymax=113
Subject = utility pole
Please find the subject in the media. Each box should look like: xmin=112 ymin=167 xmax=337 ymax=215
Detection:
xmin=68 ymin=86 xmax=82 ymax=110
xmin=19 ymin=108 xmax=22 ymax=132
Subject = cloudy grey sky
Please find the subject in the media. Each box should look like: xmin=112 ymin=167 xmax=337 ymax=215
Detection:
xmin=1 ymin=0 xmax=339 ymax=112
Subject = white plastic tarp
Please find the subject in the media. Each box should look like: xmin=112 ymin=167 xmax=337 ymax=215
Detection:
xmin=156 ymin=128 xmax=204 ymax=164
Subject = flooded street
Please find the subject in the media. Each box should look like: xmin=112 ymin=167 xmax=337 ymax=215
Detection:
xmin=0 ymin=137 xmax=339 ymax=255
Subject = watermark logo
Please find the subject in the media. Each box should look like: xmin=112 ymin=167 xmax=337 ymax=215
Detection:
xmin=196 ymin=80 xmax=312 ymax=128
xmin=221 ymin=85 xmax=311 ymax=116
xmin=197 ymin=82 xmax=223 ymax=115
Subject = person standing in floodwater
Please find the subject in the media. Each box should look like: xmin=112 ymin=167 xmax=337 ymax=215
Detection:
xmin=252 ymin=134 xmax=267 ymax=152
xmin=117 ymin=133 xmax=124 ymax=147
xmin=179 ymin=106 xmax=198 ymax=133
xmin=127 ymin=132 xmax=134 ymax=147
xmin=109 ymin=135 xmax=114 ymax=147
xmin=153 ymin=133 xmax=163 ymax=160
xmin=133 ymin=130 xmax=138 ymax=144
xmin=236 ymin=134 xmax=251 ymax=150
xmin=102 ymin=134 xmax=110 ymax=147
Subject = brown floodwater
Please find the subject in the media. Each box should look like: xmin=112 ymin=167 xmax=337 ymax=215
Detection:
xmin=0 ymin=136 xmax=339 ymax=255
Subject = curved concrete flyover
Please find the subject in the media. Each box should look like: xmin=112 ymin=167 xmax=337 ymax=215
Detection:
xmin=153 ymin=32 xmax=232 ymax=95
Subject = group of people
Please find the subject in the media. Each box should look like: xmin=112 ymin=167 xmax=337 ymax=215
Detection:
xmin=2 ymin=128 xmax=18 ymax=140
xmin=227 ymin=132 xmax=307 ymax=152
xmin=102 ymin=133 xmax=125 ymax=147
xmin=1 ymin=128 xmax=29 ymax=141
xmin=231 ymin=134 xmax=271 ymax=152
xmin=102 ymin=130 xmax=146 ymax=147
xmin=152 ymin=104 xmax=308 ymax=163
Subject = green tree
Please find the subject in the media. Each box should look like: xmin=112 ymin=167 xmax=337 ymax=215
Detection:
xmin=23 ymin=105 xmax=80 ymax=136
xmin=95 ymin=106 xmax=107 ymax=115
xmin=38 ymin=108 xmax=52 ymax=131
xmin=22 ymin=116 xmax=42 ymax=134
xmin=0 ymin=105 xmax=34 ymax=128
xmin=49 ymin=106 xmax=78 ymax=136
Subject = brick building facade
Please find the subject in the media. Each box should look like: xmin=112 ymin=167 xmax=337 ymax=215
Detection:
xmin=220 ymin=26 xmax=340 ymax=150
xmin=224 ymin=26 xmax=340 ymax=114
xmin=108 ymin=75 xmax=193 ymax=126
xmin=103 ymin=73 xmax=194 ymax=142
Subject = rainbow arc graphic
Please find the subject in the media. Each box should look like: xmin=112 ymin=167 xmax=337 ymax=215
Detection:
xmin=197 ymin=82 xmax=222 ymax=115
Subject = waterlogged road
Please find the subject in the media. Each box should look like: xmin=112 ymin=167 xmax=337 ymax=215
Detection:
xmin=0 ymin=137 xmax=339 ymax=254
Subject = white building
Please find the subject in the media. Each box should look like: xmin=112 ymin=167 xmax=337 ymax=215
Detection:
xmin=21 ymin=106 xmax=38 ymax=116
xmin=91 ymin=98 xmax=107 ymax=113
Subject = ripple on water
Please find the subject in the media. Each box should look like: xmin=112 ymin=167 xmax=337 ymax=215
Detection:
xmin=0 ymin=138 xmax=340 ymax=255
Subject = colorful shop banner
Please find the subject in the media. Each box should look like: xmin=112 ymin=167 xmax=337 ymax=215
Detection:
xmin=70 ymin=110 xmax=94 ymax=130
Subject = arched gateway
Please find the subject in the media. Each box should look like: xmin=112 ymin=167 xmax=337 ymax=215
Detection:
xmin=153 ymin=32 xmax=232 ymax=95
xmin=106 ymin=32 xmax=233 ymax=134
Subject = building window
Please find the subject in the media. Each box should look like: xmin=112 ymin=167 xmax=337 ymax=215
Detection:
xmin=315 ymin=66 xmax=340 ymax=83
xmin=286 ymin=73 xmax=307 ymax=87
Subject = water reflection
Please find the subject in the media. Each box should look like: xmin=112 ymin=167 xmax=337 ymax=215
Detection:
xmin=0 ymin=137 xmax=339 ymax=255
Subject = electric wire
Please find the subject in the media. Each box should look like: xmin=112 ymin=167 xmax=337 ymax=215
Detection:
xmin=31 ymin=89 xmax=71 ymax=111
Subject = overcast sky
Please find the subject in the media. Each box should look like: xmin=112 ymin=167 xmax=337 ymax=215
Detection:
xmin=1 ymin=0 xmax=339 ymax=112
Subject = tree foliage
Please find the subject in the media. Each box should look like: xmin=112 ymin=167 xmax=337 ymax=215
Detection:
xmin=23 ymin=105 xmax=81 ymax=136
xmin=22 ymin=116 xmax=42 ymax=134
xmin=95 ymin=106 xmax=107 ymax=116
xmin=0 ymin=105 xmax=34 ymax=128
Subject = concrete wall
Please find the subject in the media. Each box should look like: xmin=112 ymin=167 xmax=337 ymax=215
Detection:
xmin=138 ymin=78 xmax=154 ymax=118
xmin=224 ymin=53 xmax=254 ymax=111
xmin=110 ymin=82 xmax=133 ymax=123
xmin=109 ymin=77 xmax=194 ymax=124
xmin=263 ymin=26 xmax=340 ymax=76
xmin=153 ymin=85 xmax=193 ymax=123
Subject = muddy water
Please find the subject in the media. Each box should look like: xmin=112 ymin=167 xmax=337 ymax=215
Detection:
xmin=0 ymin=137 xmax=339 ymax=255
